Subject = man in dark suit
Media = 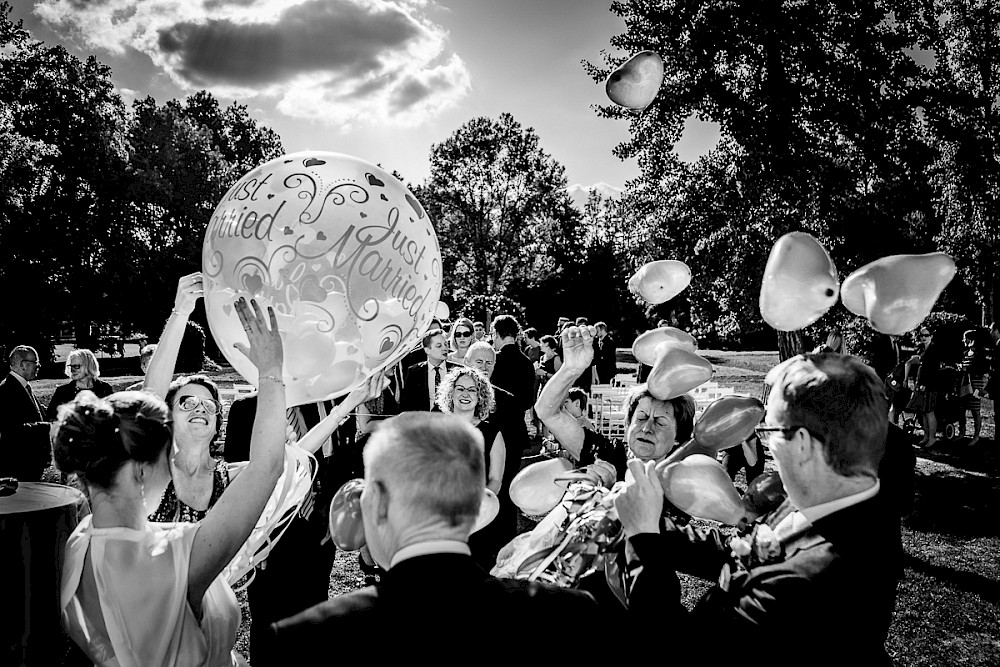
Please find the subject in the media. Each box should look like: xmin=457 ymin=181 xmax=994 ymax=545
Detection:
xmin=270 ymin=413 xmax=605 ymax=661
xmin=616 ymin=353 xmax=902 ymax=666
xmin=399 ymin=328 xmax=458 ymax=413
xmin=489 ymin=315 xmax=535 ymax=412
xmin=0 ymin=346 xmax=51 ymax=480
xmin=593 ymin=321 xmax=617 ymax=384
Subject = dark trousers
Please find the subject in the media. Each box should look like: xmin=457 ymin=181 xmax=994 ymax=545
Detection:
xmin=248 ymin=515 xmax=336 ymax=666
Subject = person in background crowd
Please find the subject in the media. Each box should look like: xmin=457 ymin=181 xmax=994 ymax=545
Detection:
xmin=959 ymin=328 xmax=992 ymax=447
xmin=125 ymin=344 xmax=159 ymax=391
xmin=813 ymin=329 xmax=846 ymax=355
xmin=448 ymin=317 xmax=476 ymax=365
xmin=490 ymin=315 xmax=535 ymax=413
xmin=46 ymin=349 xmax=114 ymax=420
xmin=474 ymin=321 xmax=487 ymax=341
xmin=522 ymin=327 xmax=542 ymax=365
xmin=614 ymin=353 xmax=901 ymax=665
xmin=400 ymin=328 xmax=460 ymax=413
xmin=986 ymin=322 xmax=999 ymax=400
xmin=399 ymin=318 xmax=442 ymax=371
xmin=575 ymin=317 xmax=588 ymax=326
xmin=594 ymin=321 xmax=617 ymax=384
xmin=437 ymin=366 xmax=505 ymax=495
xmin=563 ymin=386 xmax=595 ymax=432
xmin=270 ymin=413 xmax=605 ymax=663
xmin=0 ymin=345 xmax=50 ymax=480
xmin=913 ymin=325 xmax=944 ymax=449
xmin=536 ymin=335 xmax=562 ymax=388
xmin=555 ymin=317 xmax=571 ymax=336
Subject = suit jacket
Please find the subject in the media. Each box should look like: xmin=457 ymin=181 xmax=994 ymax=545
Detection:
xmin=491 ymin=344 xmax=536 ymax=412
xmin=399 ymin=361 xmax=460 ymax=413
xmin=45 ymin=379 xmax=115 ymax=420
xmin=270 ymin=552 xmax=608 ymax=662
xmin=626 ymin=494 xmax=902 ymax=666
xmin=595 ymin=334 xmax=617 ymax=384
xmin=0 ymin=372 xmax=51 ymax=480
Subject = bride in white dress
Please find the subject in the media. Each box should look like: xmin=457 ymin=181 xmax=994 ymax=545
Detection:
xmin=55 ymin=297 xmax=285 ymax=667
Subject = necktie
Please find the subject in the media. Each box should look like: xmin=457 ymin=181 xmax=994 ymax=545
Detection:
xmin=432 ymin=365 xmax=442 ymax=410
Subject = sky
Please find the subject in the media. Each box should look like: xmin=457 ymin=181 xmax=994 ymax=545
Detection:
xmin=12 ymin=0 xmax=721 ymax=191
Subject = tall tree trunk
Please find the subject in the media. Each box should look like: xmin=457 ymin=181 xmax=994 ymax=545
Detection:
xmin=776 ymin=330 xmax=805 ymax=362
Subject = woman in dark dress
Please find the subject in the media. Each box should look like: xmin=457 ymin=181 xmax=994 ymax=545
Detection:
xmin=46 ymin=349 xmax=114 ymax=420
xmin=914 ymin=326 xmax=943 ymax=448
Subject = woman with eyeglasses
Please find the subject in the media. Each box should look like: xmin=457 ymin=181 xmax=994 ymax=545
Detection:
xmin=448 ymin=317 xmax=476 ymax=365
xmin=437 ymin=366 xmax=505 ymax=495
xmin=46 ymin=349 xmax=114 ymax=420
xmin=143 ymin=273 xmax=244 ymax=522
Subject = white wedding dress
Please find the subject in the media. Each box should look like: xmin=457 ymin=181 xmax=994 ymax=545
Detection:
xmin=61 ymin=516 xmax=241 ymax=667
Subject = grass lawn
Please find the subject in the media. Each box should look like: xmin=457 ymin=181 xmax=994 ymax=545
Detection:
xmin=34 ymin=350 xmax=1000 ymax=665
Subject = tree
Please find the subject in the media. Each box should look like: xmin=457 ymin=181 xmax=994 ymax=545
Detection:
xmin=417 ymin=113 xmax=584 ymax=319
xmin=588 ymin=0 xmax=944 ymax=357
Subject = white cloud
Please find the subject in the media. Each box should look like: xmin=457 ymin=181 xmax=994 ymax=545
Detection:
xmin=34 ymin=0 xmax=471 ymax=127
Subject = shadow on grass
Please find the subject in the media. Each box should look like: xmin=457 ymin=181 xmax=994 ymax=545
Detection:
xmin=911 ymin=436 xmax=999 ymax=478
xmin=902 ymin=552 xmax=1000 ymax=604
xmin=905 ymin=463 xmax=1000 ymax=538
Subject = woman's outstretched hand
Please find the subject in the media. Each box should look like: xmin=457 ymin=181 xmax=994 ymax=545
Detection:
xmin=345 ymin=369 xmax=391 ymax=409
xmin=174 ymin=272 xmax=204 ymax=316
xmin=233 ymin=298 xmax=284 ymax=377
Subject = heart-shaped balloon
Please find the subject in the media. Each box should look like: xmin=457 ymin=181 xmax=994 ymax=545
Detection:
xmin=473 ymin=489 xmax=500 ymax=534
xmin=742 ymin=471 xmax=787 ymax=523
xmin=628 ymin=260 xmax=692 ymax=305
xmin=647 ymin=345 xmax=713 ymax=401
xmin=693 ymin=395 xmax=765 ymax=452
xmin=657 ymin=454 xmax=746 ymax=524
xmin=759 ymin=232 xmax=839 ymax=331
xmin=509 ymin=457 xmax=574 ymax=516
xmin=840 ymin=253 xmax=956 ymax=335
xmin=328 ymin=478 xmax=366 ymax=551
xmin=606 ymin=51 xmax=665 ymax=110
xmin=632 ymin=327 xmax=698 ymax=366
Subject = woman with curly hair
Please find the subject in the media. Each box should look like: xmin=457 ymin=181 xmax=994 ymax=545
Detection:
xmin=46 ymin=349 xmax=114 ymax=420
xmin=436 ymin=366 xmax=505 ymax=494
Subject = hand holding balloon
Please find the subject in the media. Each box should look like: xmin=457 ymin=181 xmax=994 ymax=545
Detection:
xmin=173 ymin=272 xmax=204 ymax=317
xmin=615 ymin=459 xmax=664 ymax=537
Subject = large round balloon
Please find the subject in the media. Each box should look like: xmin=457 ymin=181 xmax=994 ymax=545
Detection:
xmin=202 ymin=152 xmax=442 ymax=407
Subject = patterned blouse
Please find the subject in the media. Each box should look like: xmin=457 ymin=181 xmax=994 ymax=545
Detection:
xmin=148 ymin=458 xmax=232 ymax=523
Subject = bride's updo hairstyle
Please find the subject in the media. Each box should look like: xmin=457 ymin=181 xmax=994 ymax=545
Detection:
xmin=52 ymin=390 xmax=172 ymax=489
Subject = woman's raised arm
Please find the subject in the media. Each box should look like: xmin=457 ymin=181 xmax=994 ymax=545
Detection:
xmin=143 ymin=273 xmax=203 ymax=399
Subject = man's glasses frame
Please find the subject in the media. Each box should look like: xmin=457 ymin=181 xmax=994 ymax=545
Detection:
xmin=177 ymin=396 xmax=222 ymax=415
xmin=754 ymin=425 xmax=800 ymax=445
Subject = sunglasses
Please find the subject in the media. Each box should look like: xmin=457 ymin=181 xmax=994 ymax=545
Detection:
xmin=176 ymin=396 xmax=221 ymax=415
xmin=455 ymin=331 xmax=473 ymax=338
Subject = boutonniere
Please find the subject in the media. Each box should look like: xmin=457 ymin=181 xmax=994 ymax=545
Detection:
xmin=729 ymin=524 xmax=784 ymax=571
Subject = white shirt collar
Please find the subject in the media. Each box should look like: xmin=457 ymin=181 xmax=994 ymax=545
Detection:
xmin=389 ymin=539 xmax=470 ymax=569
xmin=800 ymin=479 xmax=881 ymax=525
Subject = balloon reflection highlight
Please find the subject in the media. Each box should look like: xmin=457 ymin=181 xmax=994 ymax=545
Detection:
xmin=759 ymin=232 xmax=839 ymax=331
xmin=606 ymin=51 xmax=665 ymax=110
xmin=657 ymin=454 xmax=746 ymax=525
xmin=840 ymin=252 xmax=956 ymax=335
xmin=628 ymin=260 xmax=691 ymax=305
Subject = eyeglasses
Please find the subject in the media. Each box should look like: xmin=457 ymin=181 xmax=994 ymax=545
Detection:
xmin=454 ymin=385 xmax=478 ymax=395
xmin=455 ymin=331 xmax=473 ymax=338
xmin=68 ymin=364 xmax=83 ymax=370
xmin=176 ymin=396 xmax=221 ymax=415
xmin=754 ymin=425 xmax=800 ymax=446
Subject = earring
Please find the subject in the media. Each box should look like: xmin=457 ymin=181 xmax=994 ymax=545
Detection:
xmin=140 ymin=480 xmax=147 ymax=513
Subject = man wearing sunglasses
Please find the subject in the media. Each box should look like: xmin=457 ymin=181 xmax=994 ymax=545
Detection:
xmin=616 ymin=353 xmax=901 ymax=665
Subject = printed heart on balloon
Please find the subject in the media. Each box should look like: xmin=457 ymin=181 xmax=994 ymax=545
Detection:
xmin=840 ymin=252 xmax=956 ymax=335
xmin=303 ymin=158 xmax=326 ymax=167
xmin=405 ymin=193 xmax=425 ymax=219
xmin=366 ymin=173 xmax=385 ymax=187
xmin=299 ymin=275 xmax=328 ymax=303
xmin=242 ymin=273 xmax=264 ymax=296
xmin=759 ymin=232 xmax=839 ymax=331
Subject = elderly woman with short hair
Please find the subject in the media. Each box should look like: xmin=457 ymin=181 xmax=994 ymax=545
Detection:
xmin=46 ymin=349 xmax=114 ymax=420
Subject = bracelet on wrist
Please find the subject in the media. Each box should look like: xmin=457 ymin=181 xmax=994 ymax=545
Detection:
xmin=170 ymin=309 xmax=186 ymax=317
xmin=259 ymin=374 xmax=285 ymax=384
